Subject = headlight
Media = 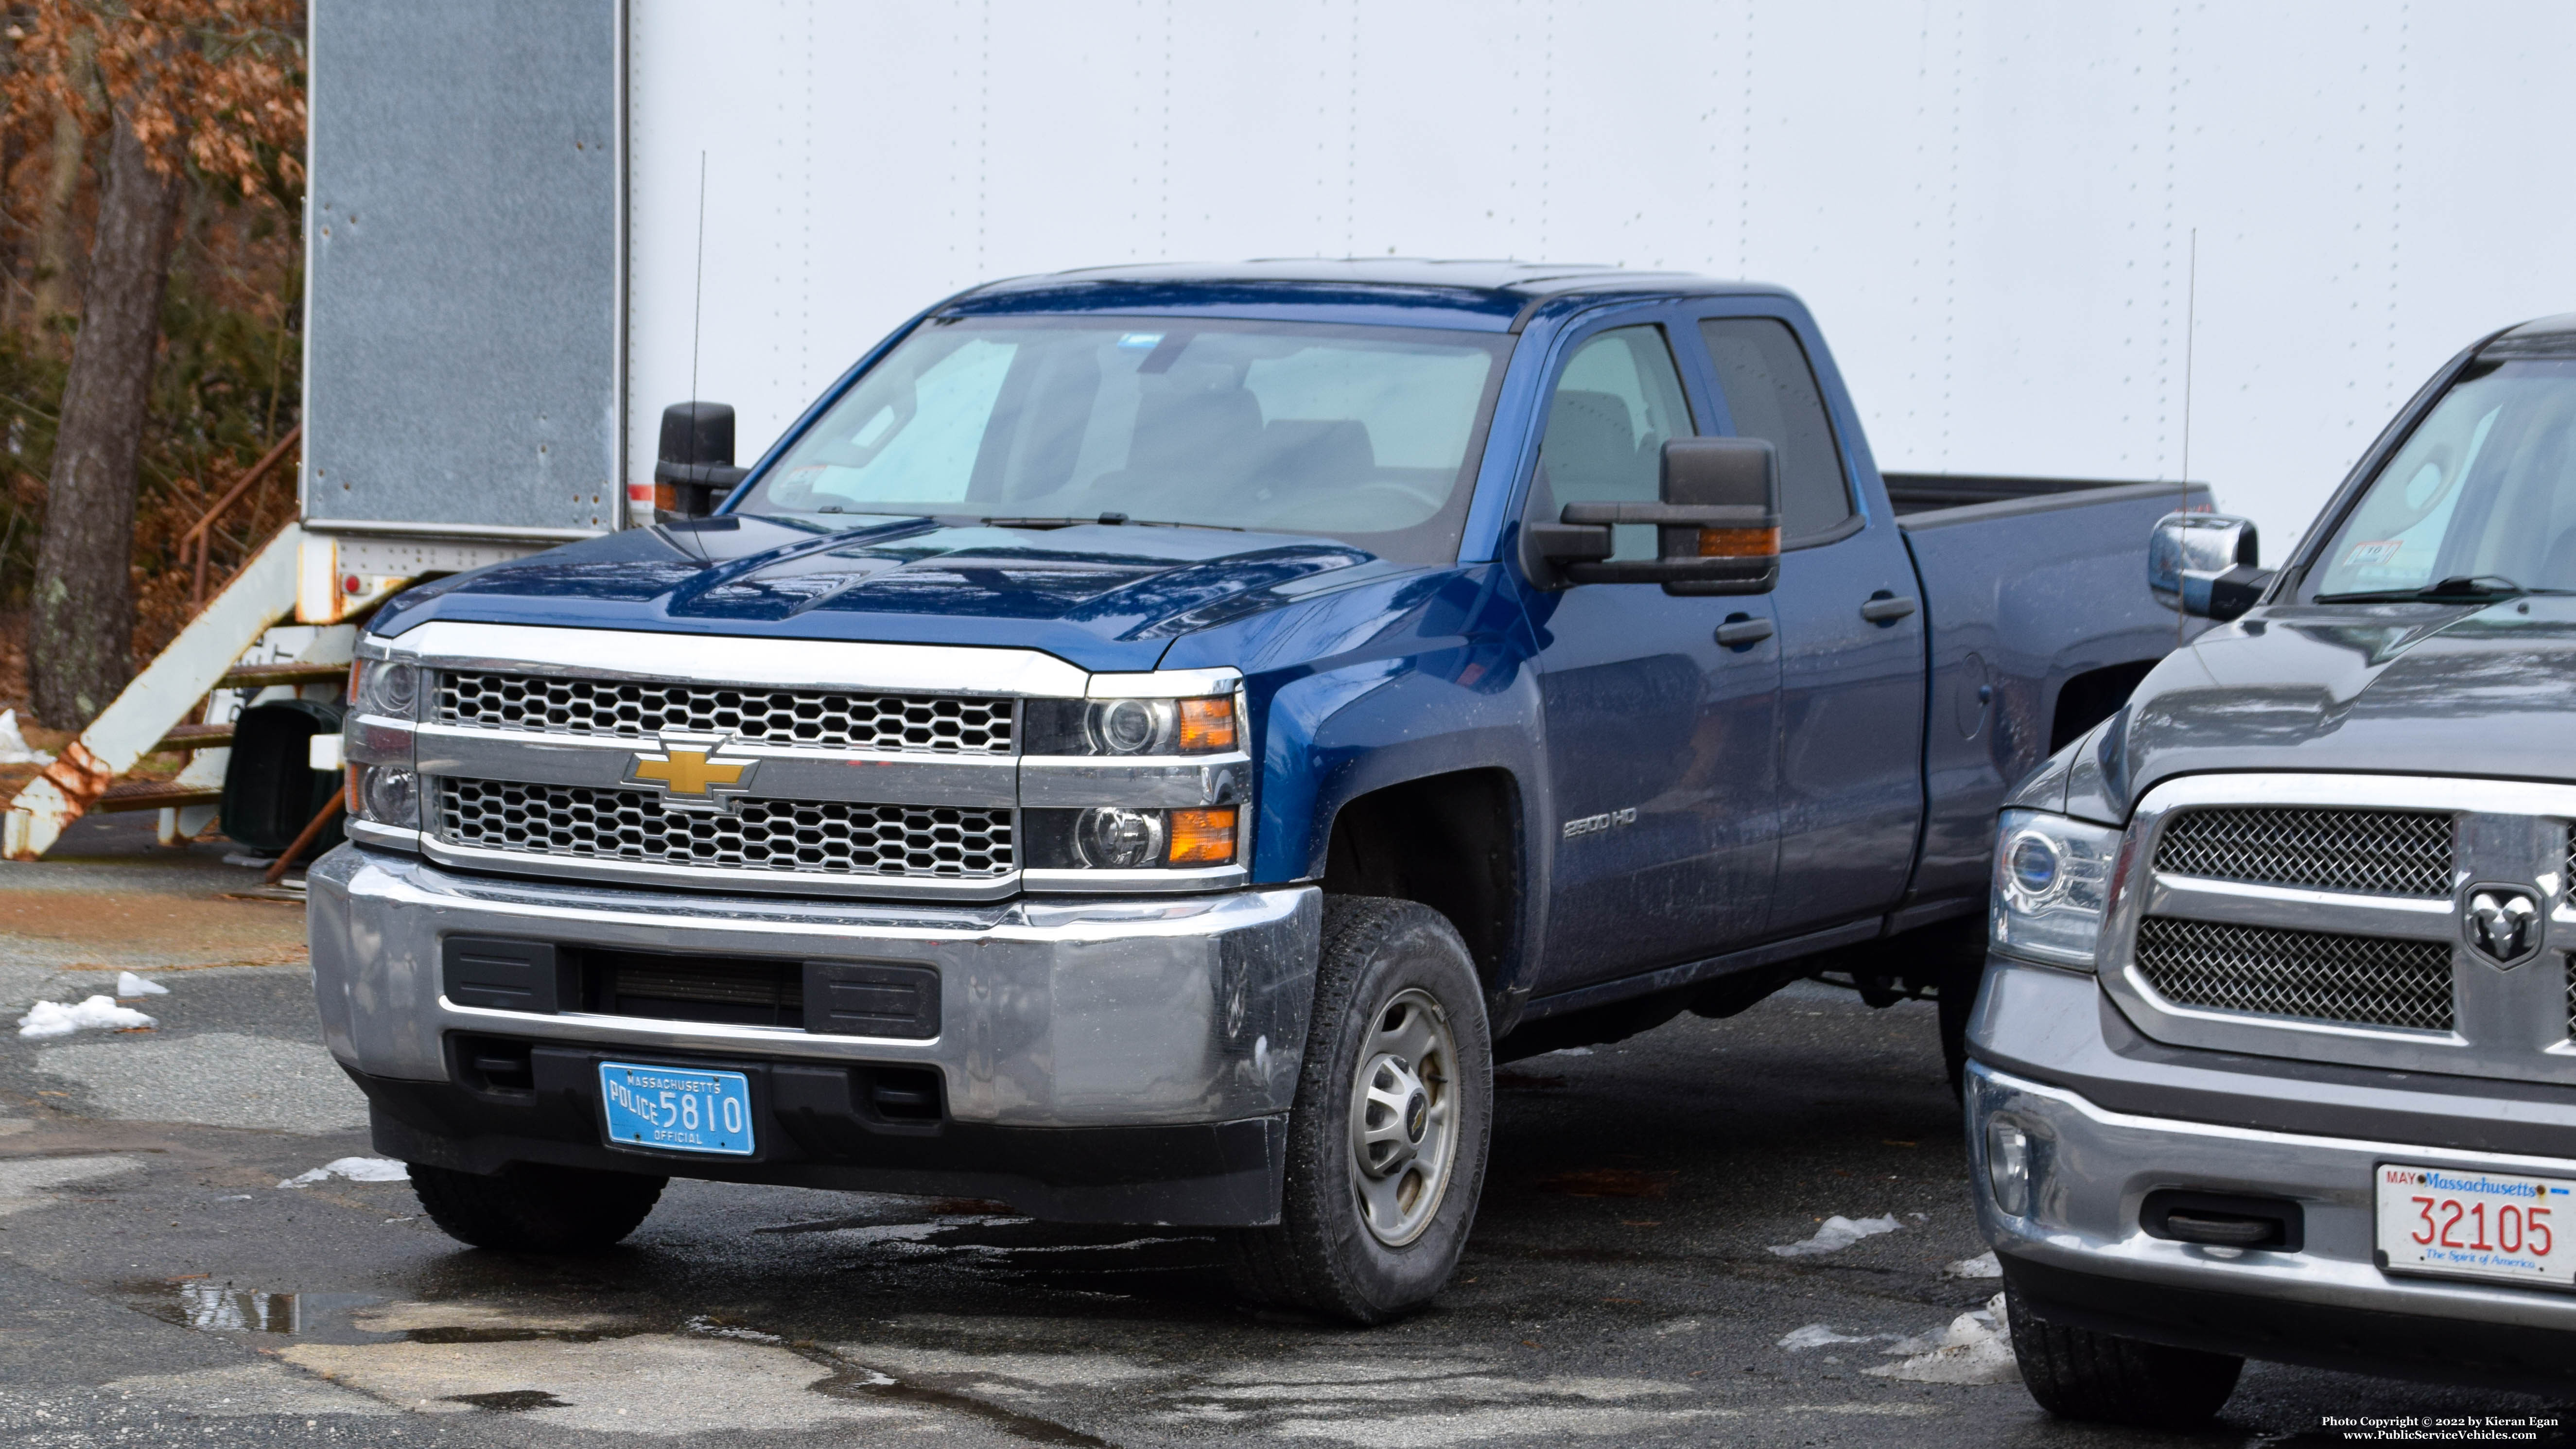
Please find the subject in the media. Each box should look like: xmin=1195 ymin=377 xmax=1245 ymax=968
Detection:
xmin=348 ymin=657 xmax=420 ymax=720
xmin=1075 ymin=806 xmax=1165 ymax=868
xmin=1052 ymin=804 xmax=1239 ymax=869
xmin=1027 ymin=695 xmax=1240 ymax=756
xmin=1990 ymin=808 xmax=2121 ymax=968
xmin=347 ymin=764 xmax=418 ymax=828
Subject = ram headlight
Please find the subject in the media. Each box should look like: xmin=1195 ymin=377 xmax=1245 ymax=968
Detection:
xmin=1990 ymin=808 xmax=2122 ymax=968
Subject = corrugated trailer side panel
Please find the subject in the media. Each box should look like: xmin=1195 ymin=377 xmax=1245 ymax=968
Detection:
xmin=306 ymin=0 xmax=620 ymax=541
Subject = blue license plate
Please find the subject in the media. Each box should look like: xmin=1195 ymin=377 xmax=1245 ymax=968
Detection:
xmin=598 ymin=1062 xmax=754 ymax=1156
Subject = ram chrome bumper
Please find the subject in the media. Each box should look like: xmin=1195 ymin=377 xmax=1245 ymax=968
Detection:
xmin=308 ymin=846 xmax=1319 ymax=1222
xmin=1968 ymin=958 xmax=2576 ymax=1391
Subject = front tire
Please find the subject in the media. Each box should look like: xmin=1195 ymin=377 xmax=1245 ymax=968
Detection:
xmin=410 ymin=1162 xmax=666 ymax=1254
xmin=1225 ymin=896 xmax=1492 ymax=1324
xmin=2007 ymin=1283 xmax=2244 ymax=1429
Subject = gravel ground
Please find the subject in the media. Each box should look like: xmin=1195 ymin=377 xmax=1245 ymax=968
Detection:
xmin=0 ymin=830 xmax=2567 ymax=1446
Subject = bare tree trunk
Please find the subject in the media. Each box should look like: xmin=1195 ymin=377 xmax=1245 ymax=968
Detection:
xmin=31 ymin=35 xmax=96 ymax=330
xmin=29 ymin=101 xmax=88 ymax=326
xmin=29 ymin=115 xmax=180 ymax=729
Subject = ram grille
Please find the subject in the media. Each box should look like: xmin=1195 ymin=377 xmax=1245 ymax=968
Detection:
xmin=2151 ymin=806 xmax=2452 ymax=897
xmin=2133 ymin=915 xmax=2454 ymax=1031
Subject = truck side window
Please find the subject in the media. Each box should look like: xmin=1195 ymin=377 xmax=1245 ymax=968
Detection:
xmin=1700 ymin=317 xmax=1852 ymax=542
xmin=1536 ymin=325 xmax=1693 ymax=561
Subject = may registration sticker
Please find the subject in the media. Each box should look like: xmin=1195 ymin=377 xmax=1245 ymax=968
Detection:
xmin=599 ymin=1062 xmax=754 ymax=1157
xmin=2375 ymin=1164 xmax=2576 ymax=1288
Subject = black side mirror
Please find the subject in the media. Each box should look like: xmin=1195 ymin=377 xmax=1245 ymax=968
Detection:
xmin=1523 ymin=437 xmax=1782 ymax=595
xmin=655 ymin=402 xmax=750 ymax=519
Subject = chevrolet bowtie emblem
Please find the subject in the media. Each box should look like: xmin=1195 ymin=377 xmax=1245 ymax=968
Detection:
xmin=626 ymin=733 xmax=757 ymax=812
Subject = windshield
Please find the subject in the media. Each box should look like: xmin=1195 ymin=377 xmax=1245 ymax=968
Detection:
xmin=737 ymin=316 xmax=1512 ymax=565
xmin=2311 ymin=358 xmax=2576 ymax=600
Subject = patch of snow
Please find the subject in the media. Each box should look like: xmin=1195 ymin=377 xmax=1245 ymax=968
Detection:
xmin=1776 ymin=1324 xmax=1895 ymax=1351
xmin=1651 ymin=1317 xmax=1702 ymax=1337
xmin=689 ymin=1315 xmax=784 ymax=1343
xmin=114 ymin=972 xmax=169 ymax=998
xmin=1942 ymin=1250 xmax=2002 ymax=1279
xmin=1767 ymin=1213 xmax=1902 ymax=1257
xmin=1865 ymin=1292 xmax=2019 ymax=1385
xmin=17 ymin=995 xmax=157 ymax=1038
xmin=0 ymin=710 xmax=54 ymax=765
xmin=279 ymin=1156 xmax=410 ymax=1188
xmin=1541 ymin=1047 xmax=1594 ymax=1057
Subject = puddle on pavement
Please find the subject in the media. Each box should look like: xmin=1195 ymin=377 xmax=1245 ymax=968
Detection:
xmin=443 ymin=1390 xmax=571 ymax=1411
xmin=127 ymin=1279 xmax=385 ymax=1339
xmin=173 ymin=1283 xmax=302 ymax=1333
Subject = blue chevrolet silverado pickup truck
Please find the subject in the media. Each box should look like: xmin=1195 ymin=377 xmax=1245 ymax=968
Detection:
xmin=313 ymin=261 xmax=2199 ymax=1321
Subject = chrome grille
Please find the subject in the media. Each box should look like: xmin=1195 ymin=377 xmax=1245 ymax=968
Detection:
xmin=2153 ymin=806 xmax=2451 ymax=896
xmin=437 ymin=672 xmax=1013 ymax=754
xmin=2134 ymin=916 xmax=2454 ymax=1030
xmin=436 ymin=778 xmax=1013 ymax=879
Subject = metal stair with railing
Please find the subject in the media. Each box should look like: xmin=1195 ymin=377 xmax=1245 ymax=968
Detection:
xmin=1 ymin=426 xmax=385 ymax=860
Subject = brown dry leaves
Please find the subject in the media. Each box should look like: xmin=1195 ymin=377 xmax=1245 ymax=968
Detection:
xmin=7 ymin=0 xmax=303 ymax=195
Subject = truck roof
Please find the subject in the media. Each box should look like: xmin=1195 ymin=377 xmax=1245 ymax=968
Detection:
xmin=2483 ymin=311 xmax=2576 ymax=360
xmin=943 ymin=259 xmax=1793 ymax=332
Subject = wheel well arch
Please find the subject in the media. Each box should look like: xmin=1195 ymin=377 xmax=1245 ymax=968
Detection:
xmin=1319 ymin=767 xmax=1523 ymax=994
xmin=2051 ymin=658 xmax=2161 ymax=754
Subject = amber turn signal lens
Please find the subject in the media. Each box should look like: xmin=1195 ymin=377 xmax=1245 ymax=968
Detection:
xmin=1176 ymin=696 xmax=1238 ymax=753
xmin=1166 ymin=806 xmax=1237 ymax=866
xmin=1697 ymin=526 xmax=1781 ymax=559
xmin=346 ymin=764 xmax=362 ymax=815
xmin=653 ymin=481 xmax=679 ymax=512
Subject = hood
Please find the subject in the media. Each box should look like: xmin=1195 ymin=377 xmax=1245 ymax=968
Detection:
xmin=2058 ymin=596 xmax=2576 ymax=821
xmin=366 ymin=514 xmax=1378 ymax=673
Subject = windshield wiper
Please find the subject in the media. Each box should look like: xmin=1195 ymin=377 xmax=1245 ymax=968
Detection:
xmin=2315 ymin=575 xmax=2576 ymax=603
xmin=973 ymin=513 xmax=1245 ymax=532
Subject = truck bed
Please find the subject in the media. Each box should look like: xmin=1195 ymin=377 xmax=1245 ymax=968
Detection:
xmin=1887 ymin=473 xmax=2213 ymax=908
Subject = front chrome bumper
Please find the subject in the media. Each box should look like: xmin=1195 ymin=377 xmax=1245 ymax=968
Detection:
xmin=1969 ymin=1060 xmax=2576 ymax=1336
xmin=308 ymin=845 xmax=1319 ymax=1129
xmin=1968 ymin=957 xmax=2576 ymax=1387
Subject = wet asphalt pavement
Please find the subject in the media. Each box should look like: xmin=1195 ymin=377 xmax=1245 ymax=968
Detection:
xmin=0 ymin=823 xmax=2568 ymax=1446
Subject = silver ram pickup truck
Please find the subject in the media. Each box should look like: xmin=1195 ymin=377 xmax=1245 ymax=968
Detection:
xmin=1970 ymin=312 xmax=2576 ymax=1426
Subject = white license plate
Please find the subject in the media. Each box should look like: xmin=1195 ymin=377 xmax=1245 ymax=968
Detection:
xmin=2374 ymin=1163 xmax=2576 ymax=1288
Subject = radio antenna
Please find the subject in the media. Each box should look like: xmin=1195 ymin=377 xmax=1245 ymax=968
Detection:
xmin=2181 ymin=227 xmax=2197 ymax=495
xmin=689 ymin=150 xmax=708 ymax=435
xmin=2177 ymin=227 xmax=2197 ymax=646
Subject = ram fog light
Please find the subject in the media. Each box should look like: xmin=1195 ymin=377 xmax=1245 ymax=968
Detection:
xmin=1985 ymin=1117 xmax=2032 ymax=1217
xmin=348 ymin=764 xmax=418 ymax=828
xmin=1074 ymin=806 xmax=1165 ymax=869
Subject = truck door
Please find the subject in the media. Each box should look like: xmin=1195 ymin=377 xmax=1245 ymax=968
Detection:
xmin=1687 ymin=313 xmax=1926 ymax=937
xmin=1520 ymin=314 xmax=1783 ymax=993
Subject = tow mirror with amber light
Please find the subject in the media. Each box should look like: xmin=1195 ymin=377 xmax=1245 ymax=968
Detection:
xmin=1522 ymin=436 xmax=1782 ymax=595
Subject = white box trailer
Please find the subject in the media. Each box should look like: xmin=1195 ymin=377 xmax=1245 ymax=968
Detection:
xmin=8 ymin=0 xmax=2571 ymax=857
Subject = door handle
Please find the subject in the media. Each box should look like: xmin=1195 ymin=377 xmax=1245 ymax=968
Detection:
xmin=1714 ymin=615 xmax=1775 ymax=648
xmin=1859 ymin=593 xmax=1917 ymax=625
